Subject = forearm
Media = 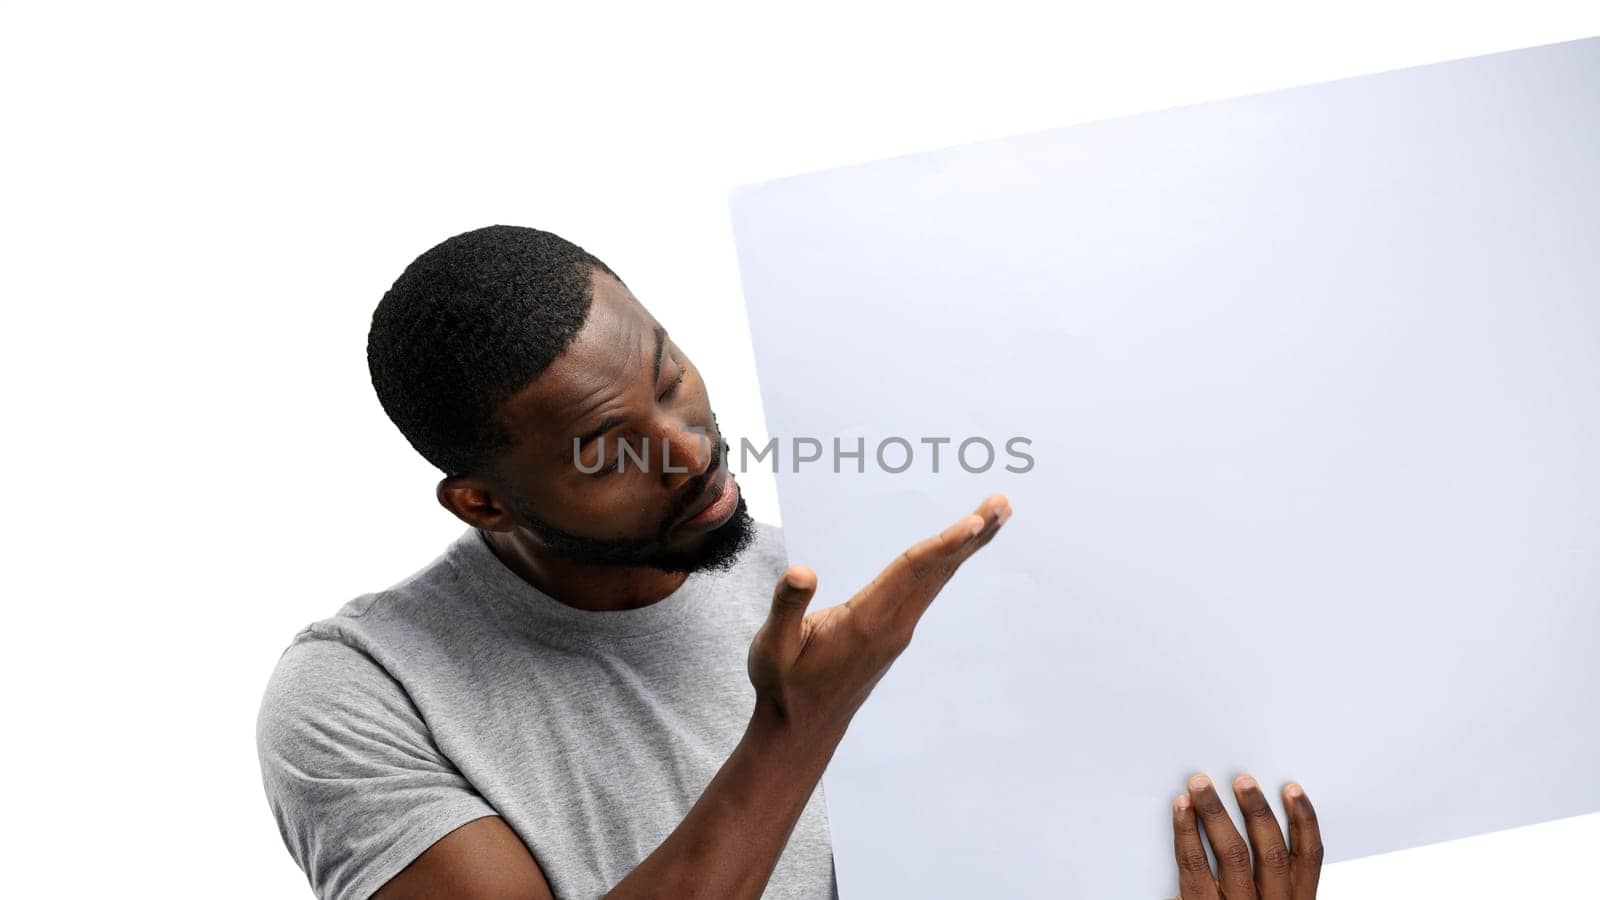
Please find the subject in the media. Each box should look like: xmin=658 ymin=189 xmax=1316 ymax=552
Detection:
xmin=604 ymin=701 xmax=842 ymax=900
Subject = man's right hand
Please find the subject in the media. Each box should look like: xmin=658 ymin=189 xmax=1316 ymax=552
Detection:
xmin=746 ymin=494 xmax=1012 ymax=741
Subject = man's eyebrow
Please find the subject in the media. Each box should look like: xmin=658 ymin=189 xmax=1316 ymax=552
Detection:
xmin=652 ymin=326 xmax=666 ymax=384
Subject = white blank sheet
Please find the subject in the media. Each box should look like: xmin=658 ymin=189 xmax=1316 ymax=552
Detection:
xmin=727 ymin=38 xmax=1600 ymax=899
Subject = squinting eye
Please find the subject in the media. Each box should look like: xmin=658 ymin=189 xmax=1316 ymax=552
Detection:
xmin=659 ymin=371 xmax=685 ymax=401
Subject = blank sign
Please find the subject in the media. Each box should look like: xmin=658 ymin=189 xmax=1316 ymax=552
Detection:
xmin=727 ymin=37 xmax=1600 ymax=899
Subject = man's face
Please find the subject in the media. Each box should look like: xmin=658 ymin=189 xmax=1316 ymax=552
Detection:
xmin=483 ymin=268 xmax=754 ymax=573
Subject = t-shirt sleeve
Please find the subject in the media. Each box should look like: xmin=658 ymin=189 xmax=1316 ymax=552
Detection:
xmin=255 ymin=634 xmax=499 ymax=900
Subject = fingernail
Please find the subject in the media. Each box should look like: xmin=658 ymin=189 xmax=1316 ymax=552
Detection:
xmin=1175 ymin=794 xmax=1190 ymax=811
xmin=970 ymin=518 xmax=984 ymax=536
xmin=1236 ymin=775 xmax=1257 ymax=791
xmin=1189 ymin=775 xmax=1210 ymax=791
xmin=1286 ymin=782 xmax=1304 ymax=799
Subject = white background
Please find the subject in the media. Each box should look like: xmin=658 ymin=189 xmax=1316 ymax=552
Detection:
xmin=2 ymin=3 xmax=1596 ymax=896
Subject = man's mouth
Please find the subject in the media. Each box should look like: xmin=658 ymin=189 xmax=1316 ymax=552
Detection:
xmin=672 ymin=438 xmax=737 ymax=532
xmin=677 ymin=466 xmax=738 ymax=532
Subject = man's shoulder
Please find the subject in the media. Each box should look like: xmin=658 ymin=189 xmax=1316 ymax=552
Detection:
xmin=254 ymin=614 xmax=494 ymax=900
xmin=257 ymin=621 xmax=395 ymax=727
xmin=271 ymin=541 xmax=482 ymax=673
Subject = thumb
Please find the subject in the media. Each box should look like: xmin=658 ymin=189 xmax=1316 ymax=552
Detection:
xmin=763 ymin=565 xmax=818 ymax=666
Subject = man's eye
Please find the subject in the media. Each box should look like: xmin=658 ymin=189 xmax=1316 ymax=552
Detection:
xmin=659 ymin=371 xmax=685 ymax=401
xmin=579 ymin=445 xmax=611 ymax=476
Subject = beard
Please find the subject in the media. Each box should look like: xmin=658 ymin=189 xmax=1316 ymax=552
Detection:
xmin=512 ymin=492 xmax=757 ymax=574
xmin=498 ymin=435 xmax=758 ymax=574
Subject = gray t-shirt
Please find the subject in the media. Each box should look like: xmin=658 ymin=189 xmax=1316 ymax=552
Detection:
xmin=256 ymin=520 xmax=837 ymax=900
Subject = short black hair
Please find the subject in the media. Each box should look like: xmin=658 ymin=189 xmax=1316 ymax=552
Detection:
xmin=367 ymin=224 xmax=621 ymax=477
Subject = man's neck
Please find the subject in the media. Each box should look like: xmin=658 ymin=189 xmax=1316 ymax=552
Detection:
xmin=480 ymin=528 xmax=689 ymax=611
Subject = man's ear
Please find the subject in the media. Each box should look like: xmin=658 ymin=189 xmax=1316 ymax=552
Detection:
xmin=436 ymin=474 xmax=518 ymax=531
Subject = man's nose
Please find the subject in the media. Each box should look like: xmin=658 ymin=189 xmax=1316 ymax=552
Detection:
xmin=656 ymin=423 xmax=712 ymax=489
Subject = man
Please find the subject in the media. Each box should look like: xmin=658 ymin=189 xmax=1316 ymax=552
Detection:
xmin=256 ymin=225 xmax=1323 ymax=899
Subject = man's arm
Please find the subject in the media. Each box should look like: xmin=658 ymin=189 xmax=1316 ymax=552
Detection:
xmin=373 ymin=702 xmax=831 ymax=900
xmin=375 ymin=496 xmax=1011 ymax=899
xmin=373 ymin=816 xmax=553 ymax=900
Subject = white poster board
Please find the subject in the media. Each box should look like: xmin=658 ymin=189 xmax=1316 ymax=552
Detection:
xmin=727 ymin=37 xmax=1600 ymax=899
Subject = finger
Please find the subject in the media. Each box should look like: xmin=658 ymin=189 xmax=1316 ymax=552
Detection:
xmin=1188 ymin=774 xmax=1256 ymax=900
xmin=761 ymin=565 xmax=817 ymax=667
xmin=946 ymin=493 xmax=1012 ymax=564
xmin=903 ymin=494 xmax=1011 ymax=579
xmin=1284 ymin=783 xmax=1324 ymax=900
xmin=910 ymin=495 xmax=1002 ymax=574
xmin=1232 ymin=775 xmax=1292 ymax=900
xmin=1172 ymin=794 xmax=1221 ymax=900
xmin=855 ymin=494 xmax=1011 ymax=614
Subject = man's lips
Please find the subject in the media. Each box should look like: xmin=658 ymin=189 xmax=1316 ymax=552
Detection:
xmin=676 ymin=463 xmax=728 ymax=530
